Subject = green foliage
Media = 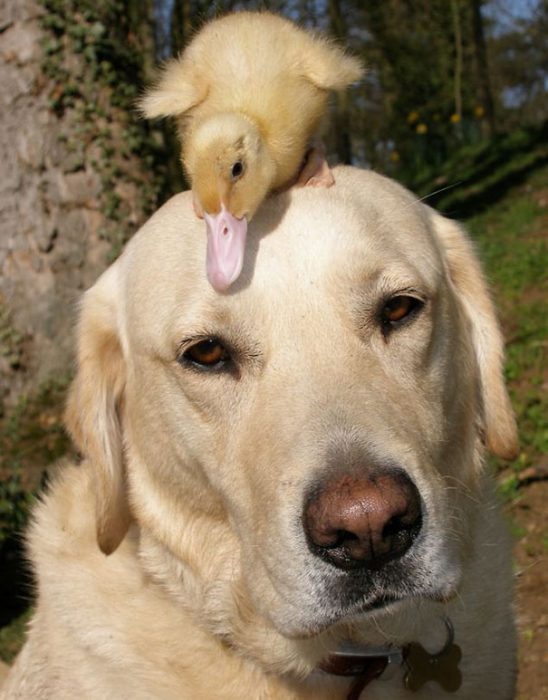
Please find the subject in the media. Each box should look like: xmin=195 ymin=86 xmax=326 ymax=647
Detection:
xmin=37 ymin=0 xmax=174 ymax=261
xmin=355 ymin=0 xmax=485 ymax=174
xmin=0 ymin=378 xmax=72 ymax=542
xmin=0 ymin=379 xmax=72 ymax=476
xmin=40 ymin=0 xmax=144 ymax=100
xmin=409 ymin=124 xmax=548 ymax=217
xmin=0 ymin=473 xmax=34 ymax=547
xmin=0 ymin=301 xmax=25 ymax=371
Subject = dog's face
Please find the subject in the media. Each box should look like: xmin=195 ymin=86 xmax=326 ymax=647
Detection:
xmin=66 ymin=168 xmax=517 ymax=652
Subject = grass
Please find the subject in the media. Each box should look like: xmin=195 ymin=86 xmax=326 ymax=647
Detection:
xmin=465 ymin=165 xmax=547 ymax=489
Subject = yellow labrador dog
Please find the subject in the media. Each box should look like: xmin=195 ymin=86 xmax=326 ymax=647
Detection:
xmin=2 ymin=167 xmax=518 ymax=699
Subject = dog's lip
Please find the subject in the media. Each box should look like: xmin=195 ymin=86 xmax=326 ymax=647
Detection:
xmin=426 ymin=588 xmax=459 ymax=604
xmin=282 ymin=580 xmax=460 ymax=640
xmin=285 ymin=594 xmax=403 ymax=640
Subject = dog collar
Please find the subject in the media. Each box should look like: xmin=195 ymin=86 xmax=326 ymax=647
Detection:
xmin=320 ymin=617 xmax=462 ymax=699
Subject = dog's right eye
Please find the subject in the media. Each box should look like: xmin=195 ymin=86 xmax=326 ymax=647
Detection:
xmin=181 ymin=338 xmax=230 ymax=370
xmin=380 ymin=295 xmax=424 ymax=335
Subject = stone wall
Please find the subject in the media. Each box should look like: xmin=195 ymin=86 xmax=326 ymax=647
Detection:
xmin=0 ymin=0 xmax=168 ymax=414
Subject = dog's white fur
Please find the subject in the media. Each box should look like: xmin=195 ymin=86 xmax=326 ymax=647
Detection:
xmin=1 ymin=167 xmax=517 ymax=699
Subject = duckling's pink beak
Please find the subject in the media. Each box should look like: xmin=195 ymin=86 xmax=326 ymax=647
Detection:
xmin=204 ymin=204 xmax=248 ymax=291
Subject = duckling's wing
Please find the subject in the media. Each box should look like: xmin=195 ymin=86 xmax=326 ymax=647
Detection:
xmin=138 ymin=57 xmax=208 ymax=119
xmin=297 ymin=34 xmax=364 ymax=91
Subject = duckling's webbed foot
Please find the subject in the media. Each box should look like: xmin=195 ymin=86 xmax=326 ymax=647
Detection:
xmin=193 ymin=191 xmax=205 ymax=219
xmin=295 ymin=141 xmax=335 ymax=188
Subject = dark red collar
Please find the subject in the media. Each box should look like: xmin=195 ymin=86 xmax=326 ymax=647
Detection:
xmin=318 ymin=618 xmax=463 ymax=698
xmin=319 ymin=645 xmax=403 ymax=700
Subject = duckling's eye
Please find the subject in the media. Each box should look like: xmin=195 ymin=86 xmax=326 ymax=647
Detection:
xmin=182 ymin=338 xmax=230 ymax=369
xmin=381 ymin=295 xmax=424 ymax=333
xmin=231 ymin=161 xmax=244 ymax=180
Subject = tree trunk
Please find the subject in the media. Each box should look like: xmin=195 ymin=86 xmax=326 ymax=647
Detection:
xmin=470 ymin=0 xmax=496 ymax=136
xmin=126 ymin=0 xmax=156 ymax=79
xmin=171 ymin=0 xmax=193 ymax=55
xmin=451 ymin=0 xmax=463 ymax=125
xmin=328 ymin=0 xmax=354 ymax=164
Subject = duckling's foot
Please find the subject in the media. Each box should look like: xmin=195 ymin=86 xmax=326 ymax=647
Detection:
xmin=193 ymin=191 xmax=204 ymax=219
xmin=296 ymin=144 xmax=335 ymax=188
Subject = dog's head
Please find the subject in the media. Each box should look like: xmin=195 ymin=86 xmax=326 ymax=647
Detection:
xmin=66 ymin=167 xmax=516 ymax=668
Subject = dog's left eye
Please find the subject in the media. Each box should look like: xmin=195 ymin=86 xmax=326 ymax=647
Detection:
xmin=381 ymin=295 xmax=423 ymax=331
xmin=182 ymin=338 xmax=230 ymax=369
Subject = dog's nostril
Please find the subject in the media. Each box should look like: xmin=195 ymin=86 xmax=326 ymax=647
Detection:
xmin=383 ymin=514 xmax=412 ymax=539
xmin=383 ymin=516 xmax=400 ymax=537
xmin=326 ymin=529 xmax=359 ymax=549
xmin=314 ymin=529 xmax=363 ymax=555
xmin=338 ymin=530 xmax=358 ymax=544
xmin=304 ymin=470 xmax=422 ymax=571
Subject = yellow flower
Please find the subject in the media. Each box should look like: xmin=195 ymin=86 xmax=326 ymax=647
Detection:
xmin=390 ymin=151 xmax=400 ymax=163
xmin=407 ymin=111 xmax=419 ymax=124
xmin=474 ymin=105 xmax=485 ymax=119
xmin=450 ymin=113 xmax=461 ymax=124
xmin=416 ymin=123 xmax=428 ymax=135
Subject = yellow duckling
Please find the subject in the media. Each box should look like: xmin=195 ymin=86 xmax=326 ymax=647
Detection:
xmin=140 ymin=11 xmax=363 ymax=290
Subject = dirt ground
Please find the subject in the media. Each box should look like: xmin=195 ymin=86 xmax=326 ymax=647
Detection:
xmin=510 ymin=478 xmax=548 ymax=699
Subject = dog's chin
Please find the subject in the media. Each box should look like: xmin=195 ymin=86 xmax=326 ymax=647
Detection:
xmin=273 ymin=593 xmax=407 ymax=640
xmin=268 ymin=580 xmax=461 ymax=640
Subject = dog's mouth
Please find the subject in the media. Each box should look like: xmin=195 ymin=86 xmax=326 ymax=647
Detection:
xmin=347 ymin=592 xmax=403 ymax=619
xmin=276 ymin=564 xmax=460 ymax=640
xmin=285 ymin=593 xmax=405 ymax=640
xmin=360 ymin=592 xmax=400 ymax=612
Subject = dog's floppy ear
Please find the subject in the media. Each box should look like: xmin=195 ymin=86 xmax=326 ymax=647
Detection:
xmin=65 ymin=263 xmax=130 ymax=555
xmin=428 ymin=209 xmax=518 ymax=460
xmin=138 ymin=57 xmax=208 ymax=119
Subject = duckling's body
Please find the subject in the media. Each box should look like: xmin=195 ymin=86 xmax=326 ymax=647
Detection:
xmin=140 ymin=11 xmax=363 ymax=290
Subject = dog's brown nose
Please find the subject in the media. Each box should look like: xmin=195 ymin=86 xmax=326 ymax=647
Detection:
xmin=304 ymin=471 xmax=422 ymax=570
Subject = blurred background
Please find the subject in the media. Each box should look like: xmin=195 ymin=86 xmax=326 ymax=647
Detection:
xmin=0 ymin=0 xmax=546 ymax=696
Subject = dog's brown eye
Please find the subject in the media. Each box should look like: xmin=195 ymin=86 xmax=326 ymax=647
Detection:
xmin=381 ymin=296 xmax=423 ymax=330
xmin=184 ymin=339 xmax=229 ymax=368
